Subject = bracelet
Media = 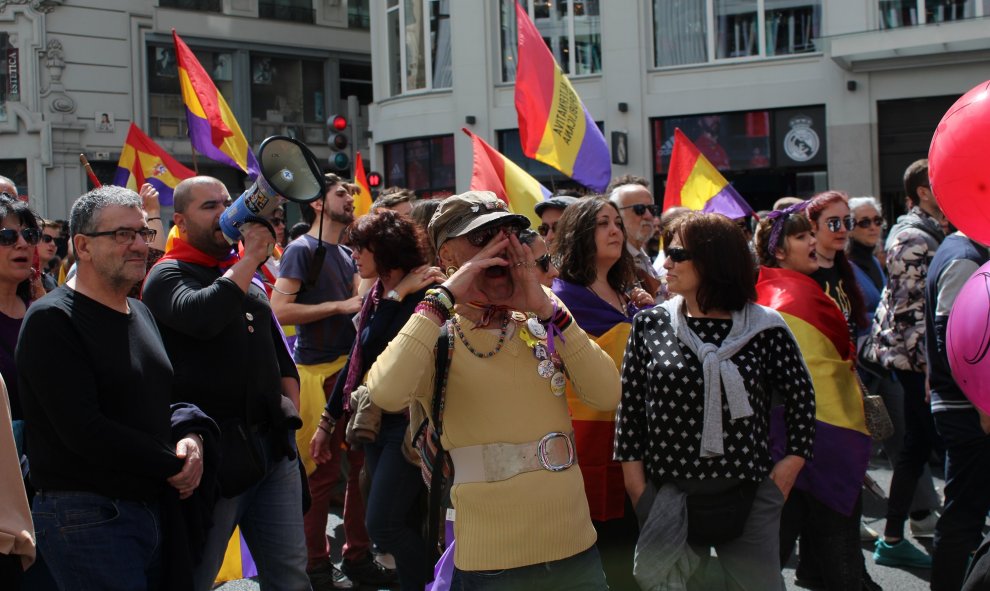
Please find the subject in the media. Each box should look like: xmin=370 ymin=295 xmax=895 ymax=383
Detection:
xmin=434 ymin=285 xmax=456 ymax=306
xmin=147 ymin=216 xmax=161 ymax=222
xmin=426 ymin=289 xmax=454 ymax=313
xmin=317 ymin=423 xmax=333 ymax=435
xmin=415 ymin=297 xmax=451 ymax=322
xmin=320 ymin=412 xmax=335 ymax=425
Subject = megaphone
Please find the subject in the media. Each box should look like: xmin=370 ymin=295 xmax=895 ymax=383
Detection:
xmin=219 ymin=135 xmax=325 ymax=243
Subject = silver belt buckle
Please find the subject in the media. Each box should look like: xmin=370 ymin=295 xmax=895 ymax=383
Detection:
xmin=538 ymin=431 xmax=575 ymax=472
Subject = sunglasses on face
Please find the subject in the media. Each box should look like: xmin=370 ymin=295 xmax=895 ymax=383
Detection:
xmin=270 ymin=218 xmax=286 ymax=227
xmin=824 ymin=216 xmax=855 ymax=233
xmin=666 ymin=246 xmax=692 ymax=263
xmin=855 ymin=216 xmax=885 ymax=229
xmin=537 ymin=221 xmax=557 ymax=237
xmin=535 ymin=253 xmax=552 ymax=273
xmin=40 ymin=234 xmax=57 ymax=244
xmin=0 ymin=227 xmax=40 ymax=246
xmin=465 ymin=223 xmax=521 ymax=247
xmin=83 ymin=228 xmax=157 ymax=245
xmin=618 ymin=203 xmax=659 ymax=217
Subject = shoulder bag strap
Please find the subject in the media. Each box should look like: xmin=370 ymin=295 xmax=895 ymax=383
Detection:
xmin=426 ymin=321 xmax=451 ymax=561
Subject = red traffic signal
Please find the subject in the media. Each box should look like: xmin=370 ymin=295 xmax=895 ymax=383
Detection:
xmin=367 ymin=171 xmax=382 ymax=188
xmin=328 ymin=114 xmax=347 ymax=131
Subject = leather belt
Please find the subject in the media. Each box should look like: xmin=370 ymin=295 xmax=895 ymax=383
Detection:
xmin=449 ymin=431 xmax=577 ymax=485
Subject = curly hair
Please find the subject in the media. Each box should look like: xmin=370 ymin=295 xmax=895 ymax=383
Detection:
xmin=754 ymin=211 xmax=813 ymax=268
xmin=552 ymin=196 xmax=636 ymax=292
xmin=806 ymin=190 xmax=868 ymax=331
xmin=669 ymin=212 xmax=756 ymax=313
xmin=345 ymin=209 xmax=428 ymax=278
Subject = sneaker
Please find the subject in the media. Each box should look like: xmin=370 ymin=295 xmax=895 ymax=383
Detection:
xmin=341 ymin=554 xmax=398 ymax=586
xmin=873 ymin=539 xmax=933 ymax=569
xmin=307 ymin=560 xmax=355 ymax=590
xmin=910 ymin=512 xmax=939 ymax=538
xmin=861 ymin=521 xmax=880 ymax=542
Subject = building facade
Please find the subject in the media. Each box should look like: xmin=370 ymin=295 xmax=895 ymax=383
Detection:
xmin=0 ymin=0 xmax=371 ymax=218
xmin=367 ymin=0 xmax=990 ymax=214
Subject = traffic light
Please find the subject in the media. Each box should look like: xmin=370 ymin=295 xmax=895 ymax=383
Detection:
xmin=327 ymin=114 xmax=350 ymax=172
xmin=367 ymin=171 xmax=382 ymax=189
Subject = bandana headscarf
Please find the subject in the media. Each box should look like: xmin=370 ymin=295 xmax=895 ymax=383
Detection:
xmin=764 ymin=200 xmax=809 ymax=259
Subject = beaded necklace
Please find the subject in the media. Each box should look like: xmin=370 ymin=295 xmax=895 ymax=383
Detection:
xmin=451 ymin=313 xmax=510 ymax=358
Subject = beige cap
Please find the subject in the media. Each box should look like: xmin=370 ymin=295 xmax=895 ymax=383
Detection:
xmin=428 ymin=190 xmax=530 ymax=251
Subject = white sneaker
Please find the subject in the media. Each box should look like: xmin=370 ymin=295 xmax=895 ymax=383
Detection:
xmin=861 ymin=521 xmax=880 ymax=542
xmin=910 ymin=512 xmax=939 ymax=538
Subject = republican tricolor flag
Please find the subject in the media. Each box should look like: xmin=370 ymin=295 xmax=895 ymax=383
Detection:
xmin=514 ymin=2 xmax=610 ymax=192
xmin=172 ymin=30 xmax=259 ymax=178
xmin=663 ymin=128 xmax=753 ymax=219
xmin=113 ymin=123 xmax=196 ymax=206
xmin=463 ymin=128 xmax=550 ymax=228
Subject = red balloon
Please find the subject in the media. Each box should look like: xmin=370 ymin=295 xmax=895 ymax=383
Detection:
xmin=929 ymin=79 xmax=990 ymax=243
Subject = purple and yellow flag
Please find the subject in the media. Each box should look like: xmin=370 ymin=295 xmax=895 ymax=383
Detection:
xmin=172 ymin=30 xmax=259 ymax=178
xmin=514 ymin=2 xmax=610 ymax=192
xmin=757 ymin=266 xmax=870 ymax=516
xmin=663 ymin=128 xmax=753 ymax=219
xmin=113 ymin=123 xmax=196 ymax=206
xmin=464 ymin=128 xmax=550 ymax=228
xmin=553 ymin=278 xmax=645 ymax=521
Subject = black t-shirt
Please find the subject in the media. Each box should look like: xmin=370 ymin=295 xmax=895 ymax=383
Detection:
xmin=17 ymin=286 xmax=182 ymax=501
xmin=810 ymin=264 xmax=855 ymax=341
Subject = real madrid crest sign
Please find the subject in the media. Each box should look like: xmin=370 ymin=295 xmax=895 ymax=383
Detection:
xmin=783 ymin=115 xmax=820 ymax=162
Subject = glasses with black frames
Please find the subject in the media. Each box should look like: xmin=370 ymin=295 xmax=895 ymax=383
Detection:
xmin=83 ymin=228 xmax=157 ymax=245
xmin=537 ymin=221 xmax=557 ymax=237
xmin=854 ymin=216 xmax=885 ymax=229
xmin=535 ymin=253 xmax=552 ymax=273
xmin=0 ymin=228 xmax=40 ymax=247
xmin=465 ymin=223 xmax=522 ymax=247
xmin=618 ymin=203 xmax=659 ymax=217
xmin=666 ymin=246 xmax=692 ymax=263
xmin=824 ymin=216 xmax=855 ymax=233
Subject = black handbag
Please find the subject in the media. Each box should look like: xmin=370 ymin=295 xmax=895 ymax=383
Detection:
xmin=686 ymin=480 xmax=760 ymax=546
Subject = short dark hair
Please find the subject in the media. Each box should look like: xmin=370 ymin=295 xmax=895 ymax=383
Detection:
xmin=553 ymin=196 xmax=636 ymax=292
xmin=288 ymin=222 xmax=310 ymax=242
xmin=903 ymin=159 xmax=929 ymax=206
xmin=173 ymin=176 xmax=222 ymax=214
xmin=605 ymin=174 xmax=649 ymax=196
xmin=670 ymin=212 xmax=756 ymax=313
xmin=0 ymin=194 xmax=41 ymax=302
xmin=410 ymin=199 xmax=442 ymax=236
xmin=345 ymin=209 xmax=428 ymax=276
xmin=754 ymin=211 xmax=813 ymax=267
xmin=300 ymin=173 xmax=345 ymax=225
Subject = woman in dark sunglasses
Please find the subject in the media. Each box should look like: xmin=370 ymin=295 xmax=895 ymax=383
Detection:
xmin=846 ymin=197 xmax=887 ymax=341
xmin=517 ymin=229 xmax=558 ymax=288
xmin=550 ymin=196 xmax=651 ymax=591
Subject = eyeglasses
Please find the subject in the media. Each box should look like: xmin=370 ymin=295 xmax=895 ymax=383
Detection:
xmin=0 ymin=227 xmax=40 ymax=247
xmin=537 ymin=221 xmax=557 ymax=237
xmin=855 ymin=216 xmax=885 ymax=229
xmin=465 ymin=223 xmax=521 ymax=247
xmin=666 ymin=246 xmax=692 ymax=263
xmin=618 ymin=203 xmax=659 ymax=217
xmin=83 ymin=228 xmax=157 ymax=245
xmin=40 ymin=234 xmax=57 ymax=244
xmin=824 ymin=216 xmax=855 ymax=233
xmin=535 ymin=253 xmax=552 ymax=273
xmin=270 ymin=218 xmax=286 ymax=227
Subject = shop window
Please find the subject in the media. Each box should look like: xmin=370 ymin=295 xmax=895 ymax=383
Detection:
xmin=250 ymin=55 xmax=326 ymax=144
xmin=147 ymin=44 xmax=234 ymax=140
xmin=382 ymin=135 xmax=455 ymax=197
xmin=500 ymin=0 xmax=602 ymax=83
xmin=258 ymin=0 xmax=315 ymax=24
xmin=159 ymin=0 xmax=221 ymax=11
xmin=879 ymin=0 xmax=986 ymax=28
xmin=385 ymin=0 xmax=452 ymax=96
xmin=341 ymin=61 xmax=373 ymax=106
xmin=653 ymin=0 xmax=820 ymax=66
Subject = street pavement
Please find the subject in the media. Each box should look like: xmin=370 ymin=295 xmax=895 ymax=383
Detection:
xmin=218 ymin=447 xmax=968 ymax=591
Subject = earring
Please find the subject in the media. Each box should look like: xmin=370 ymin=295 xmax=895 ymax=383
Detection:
xmin=445 ymin=266 xmax=458 ymax=276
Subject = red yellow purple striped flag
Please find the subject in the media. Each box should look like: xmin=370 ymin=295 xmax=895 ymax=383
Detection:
xmin=113 ymin=123 xmax=196 ymax=206
xmin=663 ymin=128 xmax=752 ymax=219
xmin=463 ymin=128 xmax=550 ymax=228
xmin=172 ymin=30 xmax=259 ymax=178
xmin=514 ymin=2 xmax=610 ymax=192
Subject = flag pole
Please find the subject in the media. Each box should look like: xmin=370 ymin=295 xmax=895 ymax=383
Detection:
xmin=190 ymin=145 xmax=199 ymax=175
xmin=79 ymin=153 xmax=102 ymax=188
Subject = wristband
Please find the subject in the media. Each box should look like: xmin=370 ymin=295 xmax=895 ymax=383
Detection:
xmin=434 ymin=285 xmax=456 ymax=306
xmin=147 ymin=216 xmax=161 ymax=222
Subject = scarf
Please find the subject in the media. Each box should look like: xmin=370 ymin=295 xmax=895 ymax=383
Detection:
xmin=660 ymin=295 xmax=789 ymax=458
xmin=342 ymin=280 xmax=381 ymax=412
xmin=156 ymin=237 xmax=240 ymax=270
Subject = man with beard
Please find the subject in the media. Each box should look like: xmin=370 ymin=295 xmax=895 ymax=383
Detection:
xmin=142 ymin=176 xmax=310 ymax=590
xmin=608 ymin=175 xmax=662 ymax=297
xmin=272 ymin=174 xmax=392 ymax=590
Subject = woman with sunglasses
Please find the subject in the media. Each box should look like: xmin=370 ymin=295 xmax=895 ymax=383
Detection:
xmin=754 ymin=206 xmax=878 ymax=590
xmin=618 ymin=212 xmax=815 ymax=590
xmin=37 ymin=220 xmax=61 ymax=292
xmin=548 ymin=197 xmax=651 ymax=590
xmin=366 ymin=191 xmax=621 ymax=590
xmin=517 ymin=229 xmax=558 ymax=288
xmin=847 ymin=197 xmax=887 ymax=339
xmin=807 ymin=191 xmax=869 ymax=342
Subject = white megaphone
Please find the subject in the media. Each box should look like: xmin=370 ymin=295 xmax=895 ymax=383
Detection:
xmin=219 ymin=135 xmax=325 ymax=243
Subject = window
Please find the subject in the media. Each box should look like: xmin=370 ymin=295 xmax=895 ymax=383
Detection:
xmin=879 ymin=0 xmax=988 ymax=28
xmin=159 ymin=0 xmax=221 ymax=11
xmin=250 ymin=55 xmax=326 ymax=144
xmin=385 ymin=0 xmax=452 ymax=96
xmin=500 ymin=0 xmax=602 ymax=82
xmin=349 ymin=0 xmax=370 ymax=28
xmin=383 ymin=136 xmax=455 ymax=197
xmin=653 ymin=0 xmax=820 ymax=67
xmin=340 ymin=61 xmax=373 ymax=106
xmin=147 ymin=44 xmax=234 ymax=139
xmin=258 ymin=0 xmax=315 ymax=24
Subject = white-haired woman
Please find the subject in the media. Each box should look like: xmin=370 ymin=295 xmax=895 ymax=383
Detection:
xmin=846 ymin=196 xmax=886 ymax=339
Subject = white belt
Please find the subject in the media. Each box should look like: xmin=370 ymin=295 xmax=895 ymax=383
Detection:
xmin=449 ymin=431 xmax=576 ymax=485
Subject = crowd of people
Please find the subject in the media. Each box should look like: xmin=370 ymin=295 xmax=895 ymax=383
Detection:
xmin=1 ymin=157 xmax=989 ymax=591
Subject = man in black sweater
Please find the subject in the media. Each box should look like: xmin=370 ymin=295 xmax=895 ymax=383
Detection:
xmin=18 ymin=186 xmax=207 ymax=589
xmin=142 ymin=176 xmax=309 ymax=591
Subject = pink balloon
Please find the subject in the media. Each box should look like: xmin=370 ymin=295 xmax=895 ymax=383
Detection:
xmin=929 ymin=79 xmax=990 ymax=243
xmin=947 ymin=260 xmax=990 ymax=415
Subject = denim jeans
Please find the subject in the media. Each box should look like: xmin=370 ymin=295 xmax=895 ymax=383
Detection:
xmin=364 ymin=413 xmax=429 ymax=591
xmin=32 ymin=491 xmax=162 ymax=591
xmin=932 ymin=410 xmax=990 ymax=591
xmin=780 ymin=490 xmax=864 ymax=590
xmin=450 ymin=545 xmax=608 ymax=591
xmin=193 ymin=431 xmax=311 ymax=591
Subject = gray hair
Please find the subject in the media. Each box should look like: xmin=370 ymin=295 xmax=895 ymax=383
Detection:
xmin=848 ymin=196 xmax=882 ymax=216
xmin=70 ymin=185 xmax=142 ymax=237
